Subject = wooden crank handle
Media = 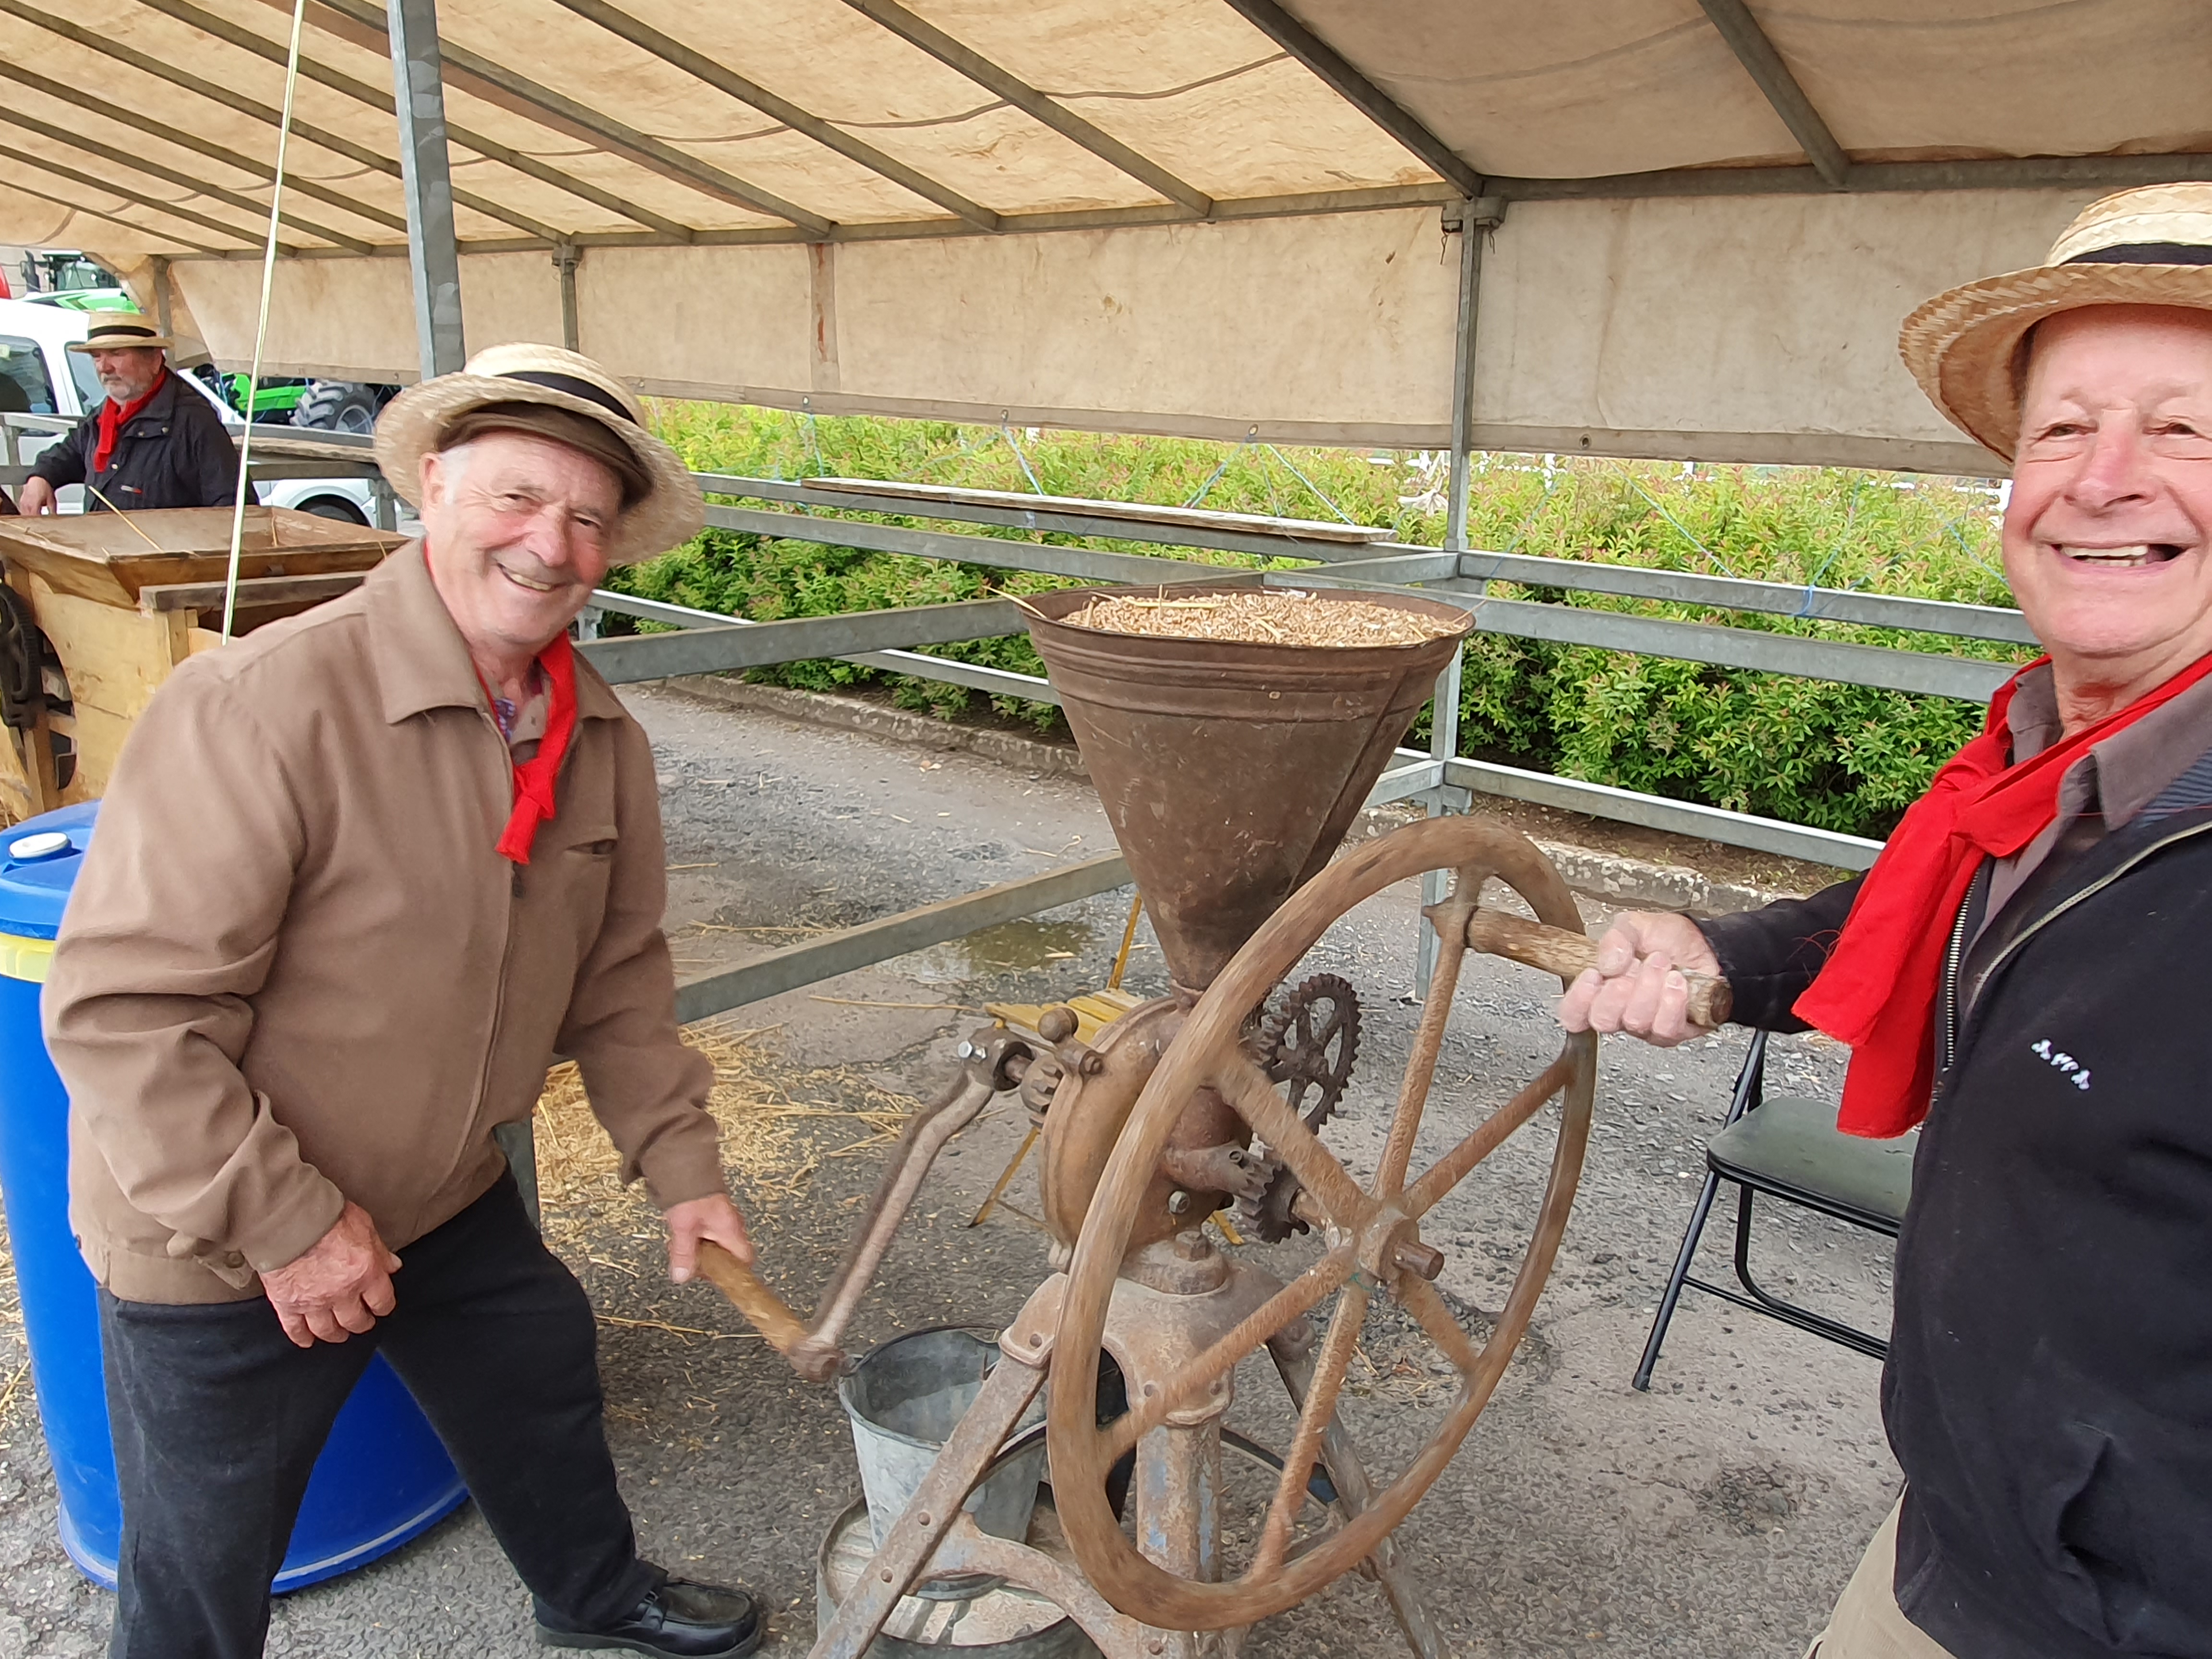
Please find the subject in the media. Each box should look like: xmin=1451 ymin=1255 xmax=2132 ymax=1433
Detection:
xmin=1463 ymin=906 xmax=1733 ymax=1029
xmin=694 ymin=1242 xmax=844 ymax=1382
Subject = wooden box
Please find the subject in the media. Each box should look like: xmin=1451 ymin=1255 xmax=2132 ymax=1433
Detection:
xmin=0 ymin=506 xmax=404 ymax=820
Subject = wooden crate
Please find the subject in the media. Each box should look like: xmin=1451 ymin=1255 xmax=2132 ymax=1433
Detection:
xmin=0 ymin=506 xmax=401 ymax=821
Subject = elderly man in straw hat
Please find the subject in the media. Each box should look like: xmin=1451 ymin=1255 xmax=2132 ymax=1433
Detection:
xmin=43 ymin=344 xmax=762 ymax=1659
xmin=17 ymin=308 xmax=241 ymax=515
xmin=1561 ymin=182 xmax=2212 ymax=1657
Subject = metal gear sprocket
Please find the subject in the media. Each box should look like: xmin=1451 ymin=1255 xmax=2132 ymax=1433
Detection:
xmin=1238 ymin=973 xmax=1361 ymax=1242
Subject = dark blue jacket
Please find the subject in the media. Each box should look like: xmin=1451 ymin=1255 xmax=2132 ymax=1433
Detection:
xmin=27 ymin=370 xmax=241 ymax=512
xmin=1703 ymin=770 xmax=2212 ymax=1658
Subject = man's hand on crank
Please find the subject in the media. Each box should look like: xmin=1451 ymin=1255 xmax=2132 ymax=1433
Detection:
xmin=261 ymin=1201 xmax=402 ymax=1348
xmin=664 ymin=1192 xmax=755 ymax=1284
xmin=1557 ymin=911 xmax=1720 ymax=1048
xmin=16 ymin=478 xmax=56 ymax=516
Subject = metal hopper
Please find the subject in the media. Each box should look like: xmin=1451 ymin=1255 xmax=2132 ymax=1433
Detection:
xmin=1025 ymin=581 xmax=1472 ymax=992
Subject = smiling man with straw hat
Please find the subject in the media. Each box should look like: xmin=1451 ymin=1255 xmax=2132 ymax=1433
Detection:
xmin=17 ymin=308 xmax=242 ymax=516
xmin=45 ymin=343 xmax=761 ymax=1659
xmin=1560 ymin=182 xmax=2212 ymax=1657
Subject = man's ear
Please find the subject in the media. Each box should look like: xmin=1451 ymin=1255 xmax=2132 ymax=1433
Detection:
xmin=418 ymin=448 xmax=446 ymax=513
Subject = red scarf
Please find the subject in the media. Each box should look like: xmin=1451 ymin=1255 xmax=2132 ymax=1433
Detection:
xmin=1797 ymin=651 xmax=2212 ymax=1137
xmin=92 ymin=367 xmax=167 ymax=475
xmin=488 ymin=633 xmax=579 ymax=866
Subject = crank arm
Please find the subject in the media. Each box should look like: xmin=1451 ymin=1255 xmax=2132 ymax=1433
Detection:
xmin=1459 ymin=905 xmax=1732 ymax=1028
xmin=697 ymin=1026 xmax=1032 ymax=1382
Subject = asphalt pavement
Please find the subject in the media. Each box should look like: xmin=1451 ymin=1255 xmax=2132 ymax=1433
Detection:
xmin=0 ymin=683 xmax=1891 ymax=1658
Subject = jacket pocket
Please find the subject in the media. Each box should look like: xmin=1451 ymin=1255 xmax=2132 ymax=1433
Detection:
xmin=2024 ymin=1409 xmax=2208 ymax=1653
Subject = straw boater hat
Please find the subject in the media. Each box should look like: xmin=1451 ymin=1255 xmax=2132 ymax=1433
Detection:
xmin=65 ymin=310 xmax=173 ymax=354
xmin=1900 ymin=182 xmax=2212 ymax=460
xmin=374 ymin=342 xmax=704 ymax=562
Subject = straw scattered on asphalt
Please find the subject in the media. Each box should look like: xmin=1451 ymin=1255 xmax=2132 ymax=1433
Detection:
xmin=1064 ymin=589 xmax=1457 ymax=647
xmin=534 ymin=1022 xmax=915 ymax=1244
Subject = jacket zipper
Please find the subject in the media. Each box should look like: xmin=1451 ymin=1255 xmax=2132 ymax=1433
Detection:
xmin=1945 ymin=817 xmax=2212 ymax=1077
xmin=1939 ymin=892 xmax=1972 ymax=1076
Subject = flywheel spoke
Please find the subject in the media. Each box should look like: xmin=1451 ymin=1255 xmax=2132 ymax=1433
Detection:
xmin=1253 ymin=1279 xmax=1370 ymax=1575
xmin=1374 ymin=902 xmax=1471 ymax=1195
xmin=1101 ymin=1243 xmax=1357 ymax=1464
xmin=1401 ymin=1047 xmax=1578 ymax=1218
xmin=1398 ymin=1274 xmax=1481 ymax=1375
xmin=1217 ymin=1054 xmax=1369 ymax=1224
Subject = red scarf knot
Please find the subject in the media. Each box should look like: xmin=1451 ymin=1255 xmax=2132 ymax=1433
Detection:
xmin=92 ymin=367 xmax=167 ymax=476
xmin=491 ymin=633 xmax=578 ymax=866
xmin=1795 ymin=650 xmax=2212 ymax=1138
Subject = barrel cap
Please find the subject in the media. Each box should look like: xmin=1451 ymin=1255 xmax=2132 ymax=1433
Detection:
xmin=0 ymin=802 xmax=97 ymax=940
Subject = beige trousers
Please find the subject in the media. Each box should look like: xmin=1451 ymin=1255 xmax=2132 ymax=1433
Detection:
xmin=1804 ymin=1501 xmax=1956 ymax=1659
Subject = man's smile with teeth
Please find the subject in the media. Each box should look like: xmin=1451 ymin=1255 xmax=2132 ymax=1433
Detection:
xmin=2055 ymin=543 xmax=2186 ymax=567
xmin=500 ymin=566 xmax=561 ymax=592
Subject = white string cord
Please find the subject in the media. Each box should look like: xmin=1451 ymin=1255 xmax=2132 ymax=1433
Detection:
xmin=221 ymin=0 xmax=310 ymax=642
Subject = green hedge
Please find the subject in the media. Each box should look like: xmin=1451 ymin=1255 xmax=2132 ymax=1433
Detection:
xmin=607 ymin=407 xmax=2029 ymax=840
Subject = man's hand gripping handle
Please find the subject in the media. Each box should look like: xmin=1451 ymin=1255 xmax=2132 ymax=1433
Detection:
xmin=690 ymin=1027 xmax=1033 ymax=1382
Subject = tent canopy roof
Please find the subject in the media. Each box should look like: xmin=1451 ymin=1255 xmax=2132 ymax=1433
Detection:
xmin=3 ymin=0 xmax=2206 ymax=469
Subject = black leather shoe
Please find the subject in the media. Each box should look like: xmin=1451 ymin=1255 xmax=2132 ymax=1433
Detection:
xmin=536 ymin=1571 xmax=763 ymax=1658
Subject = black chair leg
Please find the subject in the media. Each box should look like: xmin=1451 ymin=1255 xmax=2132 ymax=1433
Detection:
xmin=1727 ymin=1185 xmax=1890 ymax=1360
xmin=1634 ymin=1166 xmax=1724 ymax=1390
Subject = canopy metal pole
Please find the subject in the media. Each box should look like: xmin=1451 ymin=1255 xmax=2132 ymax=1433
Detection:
xmin=1420 ymin=200 xmax=1497 ymax=1002
xmin=555 ymin=241 xmax=581 ymax=352
xmin=387 ymin=0 xmax=465 ymax=379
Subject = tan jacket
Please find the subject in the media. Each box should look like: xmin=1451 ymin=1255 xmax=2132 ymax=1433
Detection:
xmin=44 ymin=542 xmax=721 ymax=1303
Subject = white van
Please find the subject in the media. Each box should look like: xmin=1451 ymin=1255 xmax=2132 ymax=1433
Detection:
xmin=0 ymin=299 xmax=388 ymax=524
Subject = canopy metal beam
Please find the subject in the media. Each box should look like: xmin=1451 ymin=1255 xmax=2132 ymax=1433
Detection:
xmin=298 ymin=0 xmax=833 ymax=233
xmin=388 ymin=0 xmax=466 ymax=377
xmin=0 ymin=56 xmax=408 ymax=238
xmin=0 ymin=0 xmax=562 ymax=241
xmin=0 ymin=105 xmax=369 ymax=253
xmin=1694 ymin=0 xmax=1849 ymax=189
xmin=1498 ymin=152 xmax=2212 ymax=200
xmin=548 ymin=0 xmax=1000 ymax=232
xmin=0 ymin=141 xmax=278 ymax=252
xmin=131 ymin=0 xmax=693 ymax=240
xmin=1218 ymin=0 xmax=1482 ymax=198
xmin=843 ymin=0 xmax=1213 ymax=216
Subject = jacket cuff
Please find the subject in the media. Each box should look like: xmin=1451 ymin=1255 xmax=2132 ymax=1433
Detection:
xmin=629 ymin=1110 xmax=728 ymax=1210
xmin=236 ymin=1172 xmax=349 ymax=1275
xmin=1696 ymin=912 xmax=1815 ymax=1033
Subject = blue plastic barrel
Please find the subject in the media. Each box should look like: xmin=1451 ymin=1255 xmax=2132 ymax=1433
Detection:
xmin=0 ymin=802 xmax=467 ymax=1590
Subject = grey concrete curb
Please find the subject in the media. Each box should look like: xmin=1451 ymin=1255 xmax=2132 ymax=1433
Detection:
xmin=659 ymin=673 xmax=1801 ymax=917
xmin=662 ymin=673 xmax=1092 ymax=780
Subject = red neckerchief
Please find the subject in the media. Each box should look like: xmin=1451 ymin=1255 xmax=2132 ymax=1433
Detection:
xmin=92 ymin=366 xmax=167 ymax=475
xmin=1796 ymin=650 xmax=2212 ymax=1137
xmin=480 ymin=633 xmax=579 ymax=866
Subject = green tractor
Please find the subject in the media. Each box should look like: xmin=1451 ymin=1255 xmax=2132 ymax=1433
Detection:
xmin=221 ymin=374 xmax=396 ymax=433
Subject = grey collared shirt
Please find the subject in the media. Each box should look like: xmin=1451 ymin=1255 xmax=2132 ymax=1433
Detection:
xmin=1981 ymin=661 xmax=2212 ymax=926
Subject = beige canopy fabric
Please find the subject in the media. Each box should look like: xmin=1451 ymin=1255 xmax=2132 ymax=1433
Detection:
xmin=3 ymin=0 xmax=2207 ymax=469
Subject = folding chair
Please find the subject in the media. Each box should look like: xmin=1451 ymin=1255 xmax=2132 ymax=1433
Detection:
xmin=1633 ymin=1028 xmax=1915 ymax=1389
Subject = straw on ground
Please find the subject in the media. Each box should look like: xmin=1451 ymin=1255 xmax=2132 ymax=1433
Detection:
xmin=532 ymin=1022 xmax=915 ymax=1245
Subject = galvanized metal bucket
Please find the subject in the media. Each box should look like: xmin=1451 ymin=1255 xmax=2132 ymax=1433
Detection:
xmin=816 ymin=1495 xmax=1097 ymax=1658
xmin=839 ymin=1328 xmax=1047 ymax=1560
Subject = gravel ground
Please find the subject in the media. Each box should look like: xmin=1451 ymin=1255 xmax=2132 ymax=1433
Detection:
xmin=0 ymin=683 xmax=1895 ymax=1658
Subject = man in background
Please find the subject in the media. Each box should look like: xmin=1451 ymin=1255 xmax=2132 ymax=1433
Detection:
xmin=17 ymin=308 xmax=238 ymax=514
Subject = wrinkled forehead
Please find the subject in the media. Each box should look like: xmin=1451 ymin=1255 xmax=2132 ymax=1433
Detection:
xmin=2016 ymin=303 xmax=2212 ymax=405
xmin=438 ymin=425 xmax=628 ymax=505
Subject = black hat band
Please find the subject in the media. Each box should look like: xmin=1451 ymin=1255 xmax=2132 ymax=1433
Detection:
xmin=2064 ymin=242 xmax=2212 ymax=267
xmin=496 ymin=369 xmax=638 ymax=425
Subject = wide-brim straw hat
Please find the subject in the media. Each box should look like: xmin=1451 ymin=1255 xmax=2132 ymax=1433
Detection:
xmin=374 ymin=342 xmax=703 ymax=563
xmin=1900 ymin=182 xmax=2212 ymax=460
xmin=65 ymin=310 xmax=173 ymax=353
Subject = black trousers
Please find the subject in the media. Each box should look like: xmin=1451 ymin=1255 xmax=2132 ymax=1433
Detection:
xmin=98 ymin=1175 xmax=655 ymax=1659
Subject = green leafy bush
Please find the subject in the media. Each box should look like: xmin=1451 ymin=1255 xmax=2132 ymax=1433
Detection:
xmin=609 ymin=406 xmax=2028 ymax=839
